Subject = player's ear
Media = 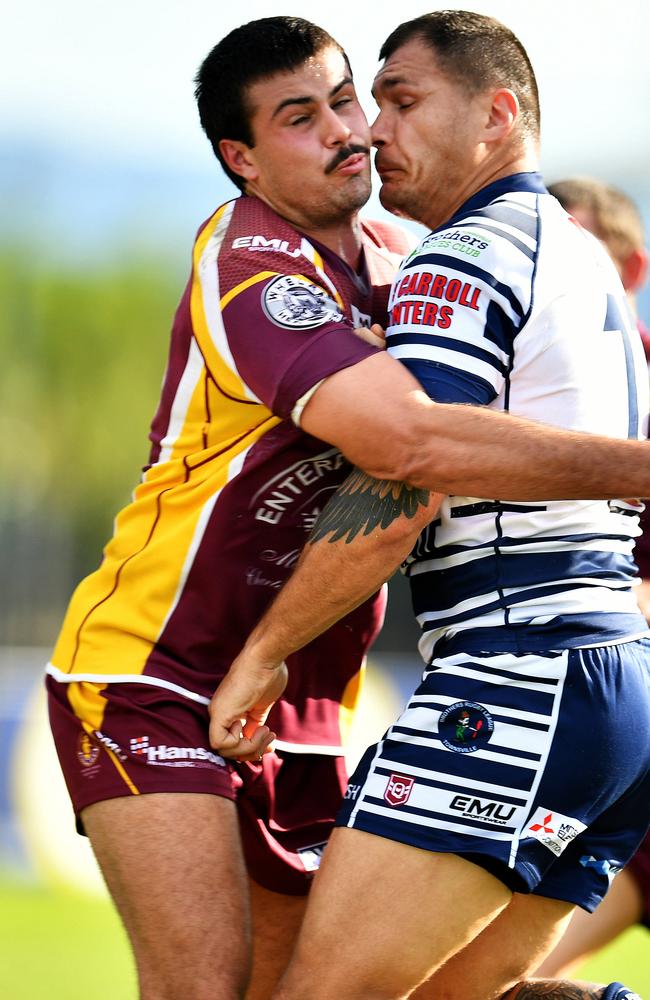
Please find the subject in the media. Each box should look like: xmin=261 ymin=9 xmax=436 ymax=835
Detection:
xmin=620 ymin=246 xmax=649 ymax=295
xmin=219 ymin=139 xmax=259 ymax=184
xmin=483 ymin=88 xmax=518 ymax=144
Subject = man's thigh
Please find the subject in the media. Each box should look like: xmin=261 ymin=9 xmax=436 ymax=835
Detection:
xmin=83 ymin=792 xmax=250 ymax=1000
xmin=276 ymin=827 xmax=511 ymax=1000
xmin=413 ymin=892 xmax=575 ymax=1000
xmin=247 ymin=878 xmax=307 ymax=1000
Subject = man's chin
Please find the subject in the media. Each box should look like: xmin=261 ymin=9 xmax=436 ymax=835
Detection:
xmin=379 ymin=182 xmax=414 ymax=220
xmin=341 ymin=174 xmax=372 ymax=211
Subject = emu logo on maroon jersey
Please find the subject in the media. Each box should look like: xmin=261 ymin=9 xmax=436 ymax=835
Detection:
xmin=384 ymin=773 xmax=414 ymax=807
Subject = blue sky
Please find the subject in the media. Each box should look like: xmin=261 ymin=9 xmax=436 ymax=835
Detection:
xmin=4 ymin=0 xmax=648 ymax=175
xmin=2 ymin=0 xmax=649 ymax=295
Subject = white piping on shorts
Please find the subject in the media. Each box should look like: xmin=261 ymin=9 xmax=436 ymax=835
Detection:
xmin=45 ymin=663 xmax=344 ymax=755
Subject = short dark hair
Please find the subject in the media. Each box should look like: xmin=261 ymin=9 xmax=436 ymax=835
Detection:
xmin=379 ymin=10 xmax=540 ymax=141
xmin=195 ymin=17 xmax=347 ymax=191
xmin=548 ymin=177 xmax=645 ymax=263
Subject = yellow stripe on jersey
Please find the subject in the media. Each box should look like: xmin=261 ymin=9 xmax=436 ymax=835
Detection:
xmin=53 ymin=420 xmax=279 ymax=679
xmin=103 ymin=743 xmax=140 ymax=796
xmin=67 ymin=681 xmax=108 ymax=732
xmin=338 ymin=662 xmax=365 ymax=747
xmin=220 ymin=270 xmax=277 ymax=311
xmin=302 ymin=240 xmax=345 ymax=311
xmin=191 ymin=203 xmax=269 ymax=405
xmin=77 ymin=709 xmax=141 ymax=796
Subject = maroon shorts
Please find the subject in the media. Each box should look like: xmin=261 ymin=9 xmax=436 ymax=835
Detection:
xmin=47 ymin=676 xmax=347 ymax=895
xmin=628 ymin=829 xmax=650 ymax=928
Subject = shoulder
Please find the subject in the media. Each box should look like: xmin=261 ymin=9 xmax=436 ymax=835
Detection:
xmin=194 ymin=197 xmax=329 ymax=308
xmin=361 ymin=218 xmax=418 ymax=256
xmin=361 ymin=217 xmax=418 ymax=284
xmin=213 ymin=196 xmax=308 ymax=268
xmin=435 ymin=191 xmax=540 ymax=271
xmin=407 ymin=191 xmax=546 ymax=320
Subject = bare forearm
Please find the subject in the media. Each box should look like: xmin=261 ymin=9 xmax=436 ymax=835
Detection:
xmin=300 ymin=354 xmax=650 ymax=501
xmin=245 ymin=476 xmax=440 ymax=666
xmin=396 ymin=403 xmax=650 ymax=500
xmin=209 ymin=475 xmax=439 ymax=755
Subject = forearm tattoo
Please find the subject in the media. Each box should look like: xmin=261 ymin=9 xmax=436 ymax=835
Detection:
xmin=504 ymin=983 xmax=607 ymax=999
xmin=309 ymin=468 xmax=430 ymax=545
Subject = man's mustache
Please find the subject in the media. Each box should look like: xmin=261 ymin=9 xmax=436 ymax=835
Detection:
xmin=325 ymin=144 xmax=370 ymax=174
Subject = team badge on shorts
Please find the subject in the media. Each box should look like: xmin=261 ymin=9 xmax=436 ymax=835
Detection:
xmin=438 ymin=701 xmax=494 ymax=753
xmin=76 ymin=731 xmax=100 ymax=768
xmin=262 ymin=275 xmax=343 ymax=330
xmin=384 ymin=773 xmax=415 ymax=807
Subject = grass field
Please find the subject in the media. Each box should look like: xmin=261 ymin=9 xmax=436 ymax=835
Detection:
xmin=1 ymin=876 xmax=648 ymax=999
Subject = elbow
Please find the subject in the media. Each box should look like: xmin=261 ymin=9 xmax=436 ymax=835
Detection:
xmin=361 ymin=398 xmax=454 ymax=489
xmin=399 ymin=447 xmax=450 ymax=490
xmin=379 ymin=432 xmax=455 ymax=492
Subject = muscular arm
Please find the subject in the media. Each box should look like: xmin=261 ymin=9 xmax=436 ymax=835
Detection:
xmin=300 ymin=352 xmax=650 ymax=500
xmin=208 ymin=471 xmax=442 ymax=756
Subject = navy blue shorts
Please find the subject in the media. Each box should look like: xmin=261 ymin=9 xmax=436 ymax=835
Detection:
xmin=337 ymin=640 xmax=650 ymax=912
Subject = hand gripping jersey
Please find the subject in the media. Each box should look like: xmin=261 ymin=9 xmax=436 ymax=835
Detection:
xmin=387 ymin=172 xmax=650 ymax=661
xmin=47 ymin=195 xmax=410 ymax=752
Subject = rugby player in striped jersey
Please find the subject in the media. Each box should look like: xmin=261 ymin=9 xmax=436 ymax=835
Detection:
xmin=211 ymin=13 xmax=648 ymax=1000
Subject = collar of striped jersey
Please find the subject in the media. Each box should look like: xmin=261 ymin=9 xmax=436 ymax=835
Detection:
xmin=448 ymin=171 xmax=547 ymax=227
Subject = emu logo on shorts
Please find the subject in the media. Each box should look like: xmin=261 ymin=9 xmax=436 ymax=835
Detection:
xmin=262 ymin=275 xmax=343 ymax=330
xmin=439 ymin=701 xmax=494 ymax=753
xmin=77 ymin=732 xmax=100 ymax=768
xmin=384 ymin=773 xmax=414 ymax=807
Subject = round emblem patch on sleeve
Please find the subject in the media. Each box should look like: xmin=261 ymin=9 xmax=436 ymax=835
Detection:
xmin=262 ymin=275 xmax=343 ymax=330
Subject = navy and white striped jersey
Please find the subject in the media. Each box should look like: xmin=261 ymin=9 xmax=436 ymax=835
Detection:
xmin=387 ymin=172 xmax=650 ymax=661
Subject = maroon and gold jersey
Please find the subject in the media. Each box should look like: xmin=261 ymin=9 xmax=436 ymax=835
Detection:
xmin=48 ymin=196 xmax=411 ymax=752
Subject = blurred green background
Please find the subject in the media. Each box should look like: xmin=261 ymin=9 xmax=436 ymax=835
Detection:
xmin=1 ymin=253 xmax=177 ymax=639
xmin=1 ymin=875 xmax=648 ymax=999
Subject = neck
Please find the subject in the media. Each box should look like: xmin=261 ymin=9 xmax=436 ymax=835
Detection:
xmin=424 ymin=144 xmax=538 ymax=232
xmin=299 ymin=217 xmax=364 ymax=269
xmin=245 ymin=187 xmax=364 ymax=269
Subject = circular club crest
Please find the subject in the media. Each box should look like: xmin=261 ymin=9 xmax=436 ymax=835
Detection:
xmin=438 ymin=701 xmax=494 ymax=754
xmin=262 ymin=275 xmax=342 ymax=330
xmin=77 ymin=731 xmax=100 ymax=768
